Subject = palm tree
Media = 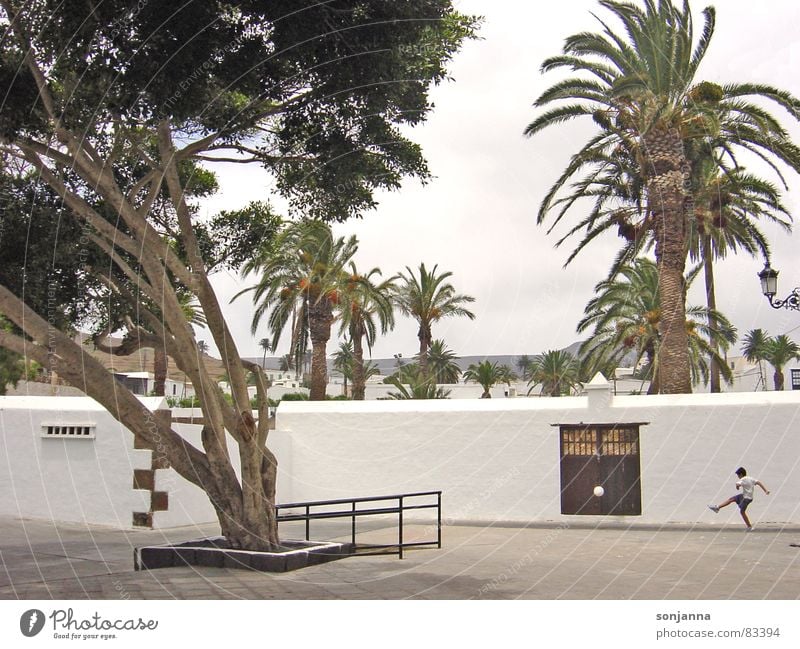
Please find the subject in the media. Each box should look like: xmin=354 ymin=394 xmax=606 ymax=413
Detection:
xmin=764 ymin=335 xmax=800 ymax=391
xmin=279 ymin=353 xmax=294 ymax=373
xmin=425 ymin=339 xmax=462 ymax=384
xmin=385 ymin=364 xmax=451 ymax=400
xmin=742 ymin=328 xmax=770 ymax=391
xmin=393 ymin=263 xmax=475 ymax=379
xmin=527 ymin=350 xmax=582 ymax=397
xmin=463 ymin=360 xmax=518 ymax=398
xmin=337 ymin=264 xmax=396 ymax=400
xmin=259 ymin=337 xmax=272 ymax=369
xmin=578 ymin=258 xmax=736 ymax=393
xmin=332 ymin=340 xmax=354 ymax=397
xmin=239 ymin=220 xmax=357 ymax=400
xmin=687 ymin=157 xmax=792 ymax=392
xmin=516 ymin=354 xmax=535 ymax=381
xmin=526 ymin=0 xmax=800 ymax=394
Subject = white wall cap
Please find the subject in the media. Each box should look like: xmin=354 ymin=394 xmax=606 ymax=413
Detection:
xmin=613 ymin=390 xmax=800 ymax=408
xmin=0 ymin=395 xmax=167 ymax=412
xmin=277 ymin=396 xmax=588 ymax=415
xmin=585 ymin=373 xmax=611 ymax=389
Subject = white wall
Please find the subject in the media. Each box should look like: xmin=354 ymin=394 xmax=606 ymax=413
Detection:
xmin=0 ymin=396 xmax=157 ymax=526
xmin=150 ymin=417 xmax=293 ymax=529
xmin=6 ymin=386 xmax=799 ymax=530
xmin=274 ymin=385 xmax=800 ymax=526
xmin=0 ymin=399 xmax=292 ymax=529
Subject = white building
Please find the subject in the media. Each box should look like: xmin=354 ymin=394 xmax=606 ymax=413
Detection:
xmin=112 ymin=371 xmax=196 ymax=399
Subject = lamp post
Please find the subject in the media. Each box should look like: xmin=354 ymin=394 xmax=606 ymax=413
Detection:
xmin=759 ymin=263 xmax=800 ymax=311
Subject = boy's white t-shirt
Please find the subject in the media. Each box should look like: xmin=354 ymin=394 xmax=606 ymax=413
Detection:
xmin=737 ymin=476 xmax=758 ymax=499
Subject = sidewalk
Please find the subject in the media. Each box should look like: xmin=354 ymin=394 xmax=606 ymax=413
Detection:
xmin=1 ymin=516 xmax=799 ymax=599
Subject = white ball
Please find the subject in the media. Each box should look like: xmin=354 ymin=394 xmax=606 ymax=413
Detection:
xmin=593 ymin=486 xmax=605 ymax=497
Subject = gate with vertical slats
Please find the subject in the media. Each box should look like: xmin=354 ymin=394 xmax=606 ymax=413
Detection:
xmin=558 ymin=423 xmax=644 ymax=516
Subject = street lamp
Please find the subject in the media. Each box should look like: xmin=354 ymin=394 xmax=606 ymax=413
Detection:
xmin=759 ymin=263 xmax=800 ymax=311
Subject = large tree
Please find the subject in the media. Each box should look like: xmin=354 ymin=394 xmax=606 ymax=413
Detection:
xmin=337 ymin=264 xmax=396 ymax=400
xmin=742 ymin=328 xmax=770 ymax=391
xmin=393 ymin=263 xmax=475 ymax=379
xmin=425 ymin=339 xmax=462 ymax=385
xmin=527 ymin=349 xmax=582 ymax=397
xmin=0 ymin=1 xmax=477 ymax=551
xmin=463 ymin=360 xmax=517 ymax=398
xmin=578 ymin=258 xmax=736 ymax=393
xmin=764 ymin=335 xmax=800 ymax=391
xmin=240 ymin=220 xmax=358 ymax=401
xmin=526 ymin=0 xmax=800 ymax=394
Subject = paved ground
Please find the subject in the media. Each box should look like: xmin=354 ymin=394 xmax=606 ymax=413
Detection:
xmin=1 ymin=516 xmax=799 ymax=599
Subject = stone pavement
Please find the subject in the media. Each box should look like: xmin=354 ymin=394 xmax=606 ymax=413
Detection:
xmin=1 ymin=516 xmax=799 ymax=599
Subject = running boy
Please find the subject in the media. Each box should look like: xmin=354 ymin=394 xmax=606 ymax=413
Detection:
xmin=708 ymin=467 xmax=770 ymax=531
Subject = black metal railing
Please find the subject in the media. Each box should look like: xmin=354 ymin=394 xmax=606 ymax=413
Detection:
xmin=275 ymin=491 xmax=441 ymax=559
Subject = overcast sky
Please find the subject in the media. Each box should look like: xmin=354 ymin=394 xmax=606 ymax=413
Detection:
xmin=199 ymin=0 xmax=800 ymax=362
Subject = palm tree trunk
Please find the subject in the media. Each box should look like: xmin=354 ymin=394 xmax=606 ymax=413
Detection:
xmin=703 ymin=237 xmax=721 ymax=393
xmin=646 ymin=339 xmax=660 ymax=395
xmin=774 ymin=367 xmax=784 ymax=391
xmin=646 ymin=127 xmax=692 ymax=394
xmin=352 ymin=326 xmax=366 ymax=400
xmin=308 ymin=299 xmax=333 ymax=400
xmin=418 ymin=325 xmax=431 ymax=379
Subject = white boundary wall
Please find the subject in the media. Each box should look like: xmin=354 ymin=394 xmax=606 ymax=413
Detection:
xmin=0 ymin=396 xmax=159 ymax=526
xmin=273 ymin=381 xmax=800 ymax=526
xmin=0 ymin=398 xmax=293 ymax=529
xmin=4 ymin=384 xmax=799 ymax=529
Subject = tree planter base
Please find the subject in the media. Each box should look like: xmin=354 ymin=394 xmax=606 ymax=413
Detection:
xmin=134 ymin=537 xmax=354 ymax=573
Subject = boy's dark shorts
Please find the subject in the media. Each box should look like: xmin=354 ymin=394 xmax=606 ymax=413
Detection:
xmin=733 ymin=494 xmax=753 ymax=511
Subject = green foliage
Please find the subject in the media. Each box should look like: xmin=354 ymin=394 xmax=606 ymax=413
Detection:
xmin=0 ymin=347 xmax=25 ymax=395
xmin=526 ymin=0 xmax=800 ymax=394
xmin=166 ymin=395 xmax=201 ymax=408
xmin=279 ymin=392 xmax=310 ymax=401
xmin=197 ymin=202 xmax=283 ymax=273
xmin=332 ymin=341 xmax=355 ymax=383
xmin=385 ymin=364 xmax=451 ymax=399
xmin=763 ymin=334 xmax=800 ymax=391
xmin=463 ymin=360 xmax=517 ymax=398
xmin=2 ymin=1 xmax=479 ymax=220
xmin=424 ymin=339 xmax=462 ymax=384
xmin=527 ymin=350 xmax=581 ymax=397
xmin=578 ymin=258 xmax=736 ymax=391
xmin=516 ymin=355 xmax=535 ymax=381
xmin=0 ymin=174 xmax=102 ymax=331
xmin=393 ymin=263 xmax=476 ymax=376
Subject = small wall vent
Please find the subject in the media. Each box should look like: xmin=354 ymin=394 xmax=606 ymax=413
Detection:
xmin=41 ymin=423 xmax=96 ymax=439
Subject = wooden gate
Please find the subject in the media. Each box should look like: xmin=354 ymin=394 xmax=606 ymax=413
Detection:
xmin=559 ymin=424 xmax=642 ymax=516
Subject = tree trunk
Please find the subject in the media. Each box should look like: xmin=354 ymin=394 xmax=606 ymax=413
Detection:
xmin=417 ymin=324 xmax=431 ymax=379
xmin=646 ymin=343 xmax=660 ymax=395
xmin=703 ymin=238 xmax=721 ymax=393
xmin=646 ymin=127 xmax=692 ymax=394
xmin=308 ymin=298 xmax=333 ymax=400
xmin=230 ymin=412 xmax=279 ymax=550
xmin=352 ymin=325 xmax=366 ymax=400
xmin=774 ymin=367 xmax=784 ymax=391
xmin=153 ymin=347 xmax=167 ymax=396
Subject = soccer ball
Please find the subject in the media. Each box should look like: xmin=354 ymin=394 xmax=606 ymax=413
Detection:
xmin=593 ymin=486 xmax=605 ymax=497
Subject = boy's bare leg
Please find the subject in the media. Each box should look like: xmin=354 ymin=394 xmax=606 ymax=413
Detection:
xmin=740 ymin=509 xmax=752 ymax=528
xmin=717 ymin=497 xmax=736 ymax=509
